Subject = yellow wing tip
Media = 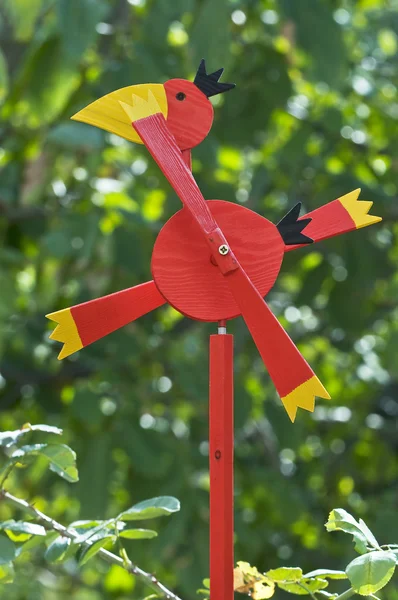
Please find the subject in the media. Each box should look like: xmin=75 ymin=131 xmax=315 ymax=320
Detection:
xmin=281 ymin=376 xmax=331 ymax=423
xmin=339 ymin=189 xmax=382 ymax=229
xmin=46 ymin=309 xmax=83 ymax=360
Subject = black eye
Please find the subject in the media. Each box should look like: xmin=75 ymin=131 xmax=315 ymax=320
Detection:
xmin=176 ymin=92 xmax=186 ymax=101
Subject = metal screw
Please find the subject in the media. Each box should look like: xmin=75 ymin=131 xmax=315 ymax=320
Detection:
xmin=215 ymin=450 xmax=221 ymax=460
xmin=218 ymin=244 xmax=229 ymax=256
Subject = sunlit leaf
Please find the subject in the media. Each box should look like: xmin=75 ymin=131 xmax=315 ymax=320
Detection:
xmin=45 ymin=536 xmax=71 ymax=563
xmin=119 ymin=528 xmax=157 ymax=539
xmin=11 ymin=444 xmax=78 ymax=483
xmin=0 ymin=562 xmax=14 ymax=583
xmin=118 ymin=497 xmax=180 ymax=521
xmin=326 ymin=509 xmax=379 ymax=553
xmin=346 ymin=551 xmax=396 ymax=595
xmin=77 ymin=536 xmax=116 ymax=566
xmin=267 ymin=567 xmax=303 ymax=582
xmin=304 ymin=569 xmax=347 ymax=580
xmin=0 ymin=520 xmax=46 ymax=537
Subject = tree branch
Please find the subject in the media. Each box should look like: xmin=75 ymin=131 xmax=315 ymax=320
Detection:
xmin=334 ymin=588 xmax=355 ymax=600
xmin=0 ymin=489 xmax=183 ymax=600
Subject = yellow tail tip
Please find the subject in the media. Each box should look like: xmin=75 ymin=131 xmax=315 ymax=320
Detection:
xmin=46 ymin=309 xmax=83 ymax=360
xmin=281 ymin=376 xmax=331 ymax=423
xmin=339 ymin=188 xmax=382 ymax=229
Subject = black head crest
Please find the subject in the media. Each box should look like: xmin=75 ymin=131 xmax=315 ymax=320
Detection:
xmin=193 ymin=59 xmax=236 ymax=98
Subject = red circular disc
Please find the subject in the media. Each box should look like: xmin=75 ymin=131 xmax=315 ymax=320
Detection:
xmin=151 ymin=200 xmax=284 ymax=322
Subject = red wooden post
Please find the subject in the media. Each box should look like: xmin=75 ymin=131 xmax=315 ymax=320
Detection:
xmin=209 ymin=326 xmax=234 ymax=600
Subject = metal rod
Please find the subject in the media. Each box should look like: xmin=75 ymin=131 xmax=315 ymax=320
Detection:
xmin=209 ymin=330 xmax=234 ymax=600
xmin=218 ymin=319 xmax=227 ymax=335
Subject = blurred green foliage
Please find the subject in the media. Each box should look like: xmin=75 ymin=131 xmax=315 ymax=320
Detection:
xmin=0 ymin=0 xmax=398 ymax=598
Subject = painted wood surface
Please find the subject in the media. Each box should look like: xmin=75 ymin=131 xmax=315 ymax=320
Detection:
xmin=277 ymin=202 xmax=313 ymax=245
xmin=47 ymin=281 xmax=166 ymax=359
xmin=209 ymin=333 xmax=234 ymax=600
xmin=164 ymin=78 xmax=214 ymax=150
xmin=133 ymin=112 xmax=219 ymax=235
xmin=71 ymin=84 xmax=168 ymax=145
xmin=130 ymin=109 xmax=331 ymax=419
xmin=224 ymin=266 xmax=330 ymax=422
xmin=286 ymin=189 xmax=382 ymax=251
xmin=152 ymin=200 xmax=284 ymax=321
xmin=193 ymin=59 xmax=235 ymax=98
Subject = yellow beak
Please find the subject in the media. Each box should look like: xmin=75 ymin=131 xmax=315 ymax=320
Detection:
xmin=71 ymin=83 xmax=168 ymax=145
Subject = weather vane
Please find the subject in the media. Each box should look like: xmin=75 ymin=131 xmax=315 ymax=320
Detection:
xmin=47 ymin=59 xmax=381 ymax=600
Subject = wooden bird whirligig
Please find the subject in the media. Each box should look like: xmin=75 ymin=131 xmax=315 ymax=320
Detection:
xmin=47 ymin=59 xmax=381 ymax=422
xmin=47 ymin=60 xmax=382 ymax=600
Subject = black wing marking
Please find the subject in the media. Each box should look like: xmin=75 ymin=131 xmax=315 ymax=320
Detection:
xmin=276 ymin=202 xmax=313 ymax=245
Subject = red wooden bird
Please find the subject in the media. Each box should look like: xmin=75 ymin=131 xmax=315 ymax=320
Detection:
xmin=47 ymin=60 xmax=381 ymax=422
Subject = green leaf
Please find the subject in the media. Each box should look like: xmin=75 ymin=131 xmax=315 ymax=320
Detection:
xmin=267 ymin=567 xmax=303 ymax=582
xmin=0 ymin=562 xmax=14 ymax=583
xmin=0 ymin=535 xmax=16 ymax=565
xmin=72 ymin=521 xmax=118 ymax=545
xmin=118 ymin=496 xmax=180 ymax=521
xmin=279 ymin=0 xmax=347 ymax=86
xmin=0 ymin=425 xmax=62 ymax=448
xmin=119 ymin=529 xmax=158 ymax=540
xmin=326 ymin=509 xmax=379 ymax=553
xmin=12 ymin=37 xmax=81 ymax=126
xmin=3 ymin=0 xmax=43 ymax=41
xmin=40 ymin=445 xmax=79 ymax=482
xmin=45 ymin=536 xmax=71 ymax=563
xmin=57 ymin=0 xmax=109 ymax=60
xmin=0 ymin=432 xmax=20 ymax=448
xmin=346 ymin=550 xmax=396 ymax=595
xmin=0 ymin=520 xmax=46 ymax=537
xmin=12 ymin=444 xmax=78 ymax=483
xmin=358 ymin=519 xmax=380 ymax=550
xmin=190 ymin=0 xmax=232 ymax=69
xmin=16 ymin=535 xmax=47 ymax=556
xmin=279 ymin=578 xmax=329 ymax=595
xmin=77 ymin=536 xmax=116 ymax=566
xmin=69 ymin=520 xmax=104 ymax=534
xmin=304 ymin=569 xmax=347 ymax=580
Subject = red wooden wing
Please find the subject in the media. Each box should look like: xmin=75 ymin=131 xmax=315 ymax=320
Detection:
xmin=47 ymin=281 xmax=166 ymax=359
xmin=225 ymin=267 xmax=330 ymax=422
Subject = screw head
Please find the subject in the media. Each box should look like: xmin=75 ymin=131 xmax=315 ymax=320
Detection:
xmin=218 ymin=244 xmax=229 ymax=256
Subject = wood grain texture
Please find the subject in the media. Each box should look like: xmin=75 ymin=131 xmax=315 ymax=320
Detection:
xmin=209 ymin=333 xmax=234 ymax=600
xmin=181 ymin=149 xmax=192 ymax=170
xmin=71 ymin=84 xmax=168 ymax=145
xmin=224 ymin=266 xmax=329 ymax=404
xmin=285 ymin=190 xmax=381 ymax=252
xmin=70 ymin=281 xmax=166 ymax=347
xmin=133 ymin=112 xmax=219 ymax=234
xmin=164 ymin=79 xmax=214 ymax=150
xmin=285 ymin=198 xmax=356 ymax=251
xmin=152 ymin=201 xmax=284 ymax=321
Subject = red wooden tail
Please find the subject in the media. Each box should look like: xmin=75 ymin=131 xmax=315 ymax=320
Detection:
xmin=46 ymin=281 xmax=166 ymax=359
xmin=225 ymin=268 xmax=330 ymax=421
xmin=285 ymin=189 xmax=382 ymax=251
xmin=209 ymin=333 xmax=234 ymax=600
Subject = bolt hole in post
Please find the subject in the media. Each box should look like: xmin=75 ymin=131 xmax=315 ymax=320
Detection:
xmin=209 ymin=322 xmax=234 ymax=600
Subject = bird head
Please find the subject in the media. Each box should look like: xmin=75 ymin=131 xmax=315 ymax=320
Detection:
xmin=71 ymin=59 xmax=235 ymax=151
